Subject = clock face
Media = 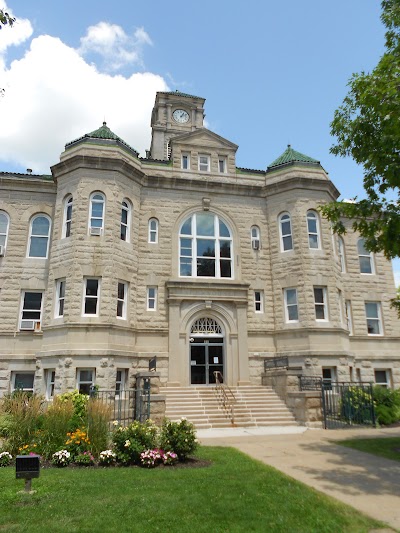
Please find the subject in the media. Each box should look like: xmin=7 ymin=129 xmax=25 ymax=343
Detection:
xmin=173 ymin=109 xmax=190 ymax=123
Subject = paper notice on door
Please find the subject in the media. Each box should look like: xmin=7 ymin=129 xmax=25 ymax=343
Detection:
xmin=213 ymin=357 xmax=219 ymax=364
xmin=191 ymin=361 xmax=196 ymax=365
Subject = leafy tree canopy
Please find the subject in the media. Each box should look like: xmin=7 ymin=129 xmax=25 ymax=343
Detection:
xmin=320 ymin=0 xmax=400 ymax=261
xmin=0 ymin=9 xmax=15 ymax=28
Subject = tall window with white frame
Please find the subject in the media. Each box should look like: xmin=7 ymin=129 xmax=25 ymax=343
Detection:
xmin=307 ymin=210 xmax=321 ymax=249
xmin=77 ymin=369 xmax=94 ymax=395
xmin=120 ymin=200 xmax=131 ymax=242
xmin=83 ymin=279 xmax=100 ymax=316
xmin=284 ymin=288 xmax=298 ymax=322
xmin=198 ymin=154 xmax=210 ymax=172
xmin=279 ymin=213 xmax=293 ymax=251
xmin=115 ymin=369 xmax=127 ymax=397
xmin=28 ymin=214 xmax=51 ymax=258
xmin=358 ymin=238 xmax=375 ymax=274
xmin=45 ymin=369 xmax=56 ymax=400
xmin=254 ymin=291 xmax=264 ymax=313
xmin=179 ymin=212 xmax=233 ymax=278
xmin=117 ymin=281 xmax=128 ymax=319
xmin=338 ymin=237 xmax=346 ymax=272
xmin=20 ymin=291 xmax=43 ymax=330
xmin=218 ymin=156 xmax=227 ymax=173
xmin=314 ymin=287 xmax=328 ymax=321
xmin=337 ymin=289 xmax=344 ymax=326
xmin=148 ymin=218 xmax=158 ymax=243
xmin=345 ymin=300 xmax=353 ymax=335
xmin=62 ymin=195 xmax=73 ymax=238
xmin=55 ymin=279 xmax=66 ymax=318
xmin=181 ymin=153 xmax=190 ymax=170
xmin=147 ymin=287 xmax=157 ymax=311
xmin=251 ymin=226 xmax=260 ymax=250
xmin=365 ymin=302 xmax=382 ymax=335
xmin=89 ymin=193 xmax=105 ymax=235
xmin=0 ymin=210 xmax=10 ymax=253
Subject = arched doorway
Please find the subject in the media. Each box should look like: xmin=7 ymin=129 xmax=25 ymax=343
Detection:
xmin=189 ymin=318 xmax=224 ymax=385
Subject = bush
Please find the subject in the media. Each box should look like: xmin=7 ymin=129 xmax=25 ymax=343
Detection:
xmin=0 ymin=451 xmax=12 ymax=467
xmin=374 ymin=386 xmax=400 ymax=425
xmin=112 ymin=420 xmax=157 ymax=464
xmin=87 ymin=399 xmax=111 ymax=455
xmin=0 ymin=413 xmax=12 ymax=438
xmin=52 ymin=449 xmax=71 ymax=467
xmin=59 ymin=390 xmax=89 ymax=430
xmin=74 ymin=451 xmax=95 ymax=466
xmin=98 ymin=450 xmax=117 ymax=466
xmin=65 ymin=428 xmax=91 ymax=458
xmin=159 ymin=418 xmax=198 ymax=461
xmin=39 ymin=397 xmax=75 ymax=459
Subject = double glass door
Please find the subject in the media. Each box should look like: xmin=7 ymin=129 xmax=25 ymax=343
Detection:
xmin=190 ymin=337 xmax=224 ymax=385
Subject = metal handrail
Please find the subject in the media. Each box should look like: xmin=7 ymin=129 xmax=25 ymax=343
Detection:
xmin=213 ymin=371 xmax=237 ymax=426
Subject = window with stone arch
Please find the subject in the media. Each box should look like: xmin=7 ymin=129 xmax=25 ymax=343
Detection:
xmin=28 ymin=214 xmax=51 ymax=258
xmin=179 ymin=212 xmax=233 ymax=278
xmin=278 ymin=212 xmax=293 ymax=251
xmin=250 ymin=225 xmax=260 ymax=250
xmin=120 ymin=199 xmax=132 ymax=242
xmin=306 ymin=210 xmax=321 ymax=249
xmin=0 ymin=210 xmax=10 ymax=252
xmin=148 ymin=218 xmax=158 ymax=243
xmin=338 ymin=236 xmax=346 ymax=272
xmin=190 ymin=317 xmax=223 ymax=336
xmin=89 ymin=192 xmax=105 ymax=234
xmin=62 ymin=195 xmax=73 ymax=238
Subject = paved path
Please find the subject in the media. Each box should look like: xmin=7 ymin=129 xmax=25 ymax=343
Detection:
xmin=199 ymin=426 xmax=400 ymax=531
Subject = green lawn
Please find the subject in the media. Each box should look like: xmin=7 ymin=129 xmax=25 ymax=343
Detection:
xmin=0 ymin=447 xmax=385 ymax=533
xmin=337 ymin=436 xmax=400 ymax=462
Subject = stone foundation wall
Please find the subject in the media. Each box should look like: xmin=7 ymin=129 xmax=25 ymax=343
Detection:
xmin=286 ymin=391 xmax=323 ymax=428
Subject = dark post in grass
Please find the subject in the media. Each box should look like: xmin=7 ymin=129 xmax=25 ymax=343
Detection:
xmin=16 ymin=455 xmax=40 ymax=493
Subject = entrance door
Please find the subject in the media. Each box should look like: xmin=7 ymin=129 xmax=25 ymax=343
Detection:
xmin=190 ymin=337 xmax=224 ymax=385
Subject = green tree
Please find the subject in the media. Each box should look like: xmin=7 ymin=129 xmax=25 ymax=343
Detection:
xmin=0 ymin=9 xmax=15 ymax=28
xmin=320 ymin=0 xmax=400 ymax=312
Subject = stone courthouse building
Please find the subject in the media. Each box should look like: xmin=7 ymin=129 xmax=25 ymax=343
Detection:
xmin=0 ymin=90 xmax=399 ymax=400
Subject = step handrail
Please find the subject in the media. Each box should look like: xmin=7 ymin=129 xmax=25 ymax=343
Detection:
xmin=213 ymin=371 xmax=237 ymax=426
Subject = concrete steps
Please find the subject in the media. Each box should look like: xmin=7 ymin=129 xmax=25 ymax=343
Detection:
xmin=163 ymin=386 xmax=297 ymax=429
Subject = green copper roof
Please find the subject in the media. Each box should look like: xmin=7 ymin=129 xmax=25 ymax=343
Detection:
xmin=159 ymin=90 xmax=204 ymax=100
xmin=65 ymin=122 xmax=139 ymax=156
xmin=268 ymin=145 xmax=320 ymax=170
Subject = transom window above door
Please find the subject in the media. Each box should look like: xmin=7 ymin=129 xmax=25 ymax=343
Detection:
xmin=179 ymin=212 xmax=233 ymax=278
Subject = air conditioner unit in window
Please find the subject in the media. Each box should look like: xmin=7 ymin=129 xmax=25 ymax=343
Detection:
xmin=252 ymin=239 xmax=260 ymax=250
xmin=20 ymin=320 xmax=35 ymax=331
xmin=0 ymin=245 xmax=4 ymax=256
xmin=90 ymin=227 xmax=102 ymax=236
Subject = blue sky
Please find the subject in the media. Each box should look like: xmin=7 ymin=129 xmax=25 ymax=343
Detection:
xmin=1 ymin=1 xmax=398 ymax=282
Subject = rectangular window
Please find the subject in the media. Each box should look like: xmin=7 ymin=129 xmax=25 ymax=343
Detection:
xmin=12 ymin=372 xmax=35 ymax=393
xmin=181 ymin=153 xmax=190 ymax=170
xmin=322 ymin=367 xmax=336 ymax=390
xmin=55 ymin=279 xmax=66 ymax=318
xmin=365 ymin=302 xmax=382 ymax=335
xmin=338 ymin=290 xmax=344 ymax=326
xmin=198 ymin=154 xmax=210 ymax=172
xmin=117 ymin=281 xmax=128 ymax=319
xmin=20 ymin=291 xmax=43 ymax=330
xmin=314 ymin=287 xmax=328 ymax=321
xmin=374 ymin=369 xmax=390 ymax=388
xmin=77 ymin=368 xmax=95 ymax=395
xmin=284 ymin=288 xmax=298 ymax=322
xmin=45 ymin=369 xmax=56 ymax=400
xmin=218 ymin=157 xmax=227 ymax=173
xmin=254 ymin=291 xmax=264 ymax=313
xmin=116 ymin=369 xmax=128 ymax=397
xmin=83 ymin=278 xmax=100 ymax=316
xmin=147 ymin=287 xmax=157 ymax=311
xmin=345 ymin=300 xmax=353 ymax=335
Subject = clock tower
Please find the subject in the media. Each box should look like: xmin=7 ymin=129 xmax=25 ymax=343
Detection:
xmin=149 ymin=91 xmax=206 ymax=160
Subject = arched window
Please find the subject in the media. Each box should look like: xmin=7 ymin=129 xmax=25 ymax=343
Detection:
xmin=338 ymin=236 xmax=346 ymax=272
xmin=62 ymin=195 xmax=73 ymax=238
xmin=179 ymin=212 xmax=233 ymax=278
xmin=148 ymin=218 xmax=158 ymax=243
xmin=89 ymin=193 xmax=105 ymax=234
xmin=307 ymin=210 xmax=321 ymax=249
xmin=28 ymin=214 xmax=51 ymax=258
xmin=279 ymin=213 xmax=293 ymax=251
xmin=120 ymin=200 xmax=131 ymax=242
xmin=0 ymin=211 xmax=10 ymax=253
xmin=250 ymin=226 xmax=260 ymax=250
xmin=358 ymin=238 xmax=374 ymax=274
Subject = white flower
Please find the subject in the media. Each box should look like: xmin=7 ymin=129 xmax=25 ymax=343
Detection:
xmin=112 ymin=420 xmax=118 ymax=426
xmin=124 ymin=439 xmax=131 ymax=448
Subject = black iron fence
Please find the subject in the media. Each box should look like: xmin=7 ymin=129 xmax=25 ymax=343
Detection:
xmin=89 ymin=387 xmax=151 ymax=426
xmin=264 ymin=356 xmax=289 ymax=371
xmin=321 ymin=382 xmax=375 ymax=429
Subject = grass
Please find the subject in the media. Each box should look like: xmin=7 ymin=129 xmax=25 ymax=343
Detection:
xmin=337 ymin=436 xmax=400 ymax=462
xmin=0 ymin=447 xmax=385 ymax=533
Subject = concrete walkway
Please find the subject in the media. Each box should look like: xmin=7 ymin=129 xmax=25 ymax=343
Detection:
xmin=199 ymin=426 xmax=400 ymax=531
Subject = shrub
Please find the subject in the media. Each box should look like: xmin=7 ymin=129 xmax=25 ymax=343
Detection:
xmin=112 ymin=420 xmax=157 ymax=464
xmin=39 ymin=397 xmax=75 ymax=459
xmin=98 ymin=450 xmax=117 ymax=466
xmin=0 ymin=451 xmax=12 ymax=467
xmin=0 ymin=413 xmax=12 ymax=438
xmin=159 ymin=418 xmax=198 ymax=461
xmin=2 ymin=392 xmax=44 ymax=454
xmin=74 ymin=451 xmax=95 ymax=466
xmin=52 ymin=449 xmax=71 ymax=467
xmin=140 ymin=448 xmax=164 ymax=468
xmin=65 ymin=428 xmax=91 ymax=458
xmin=162 ymin=450 xmax=178 ymax=466
xmin=87 ymin=399 xmax=111 ymax=455
xmin=59 ymin=390 xmax=89 ymax=430
xmin=374 ymin=386 xmax=400 ymax=425
xmin=340 ymin=387 xmax=374 ymax=425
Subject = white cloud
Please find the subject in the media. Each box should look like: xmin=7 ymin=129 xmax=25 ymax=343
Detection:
xmin=0 ymin=17 xmax=168 ymax=173
xmin=0 ymin=2 xmax=33 ymax=53
xmin=78 ymin=22 xmax=153 ymax=71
